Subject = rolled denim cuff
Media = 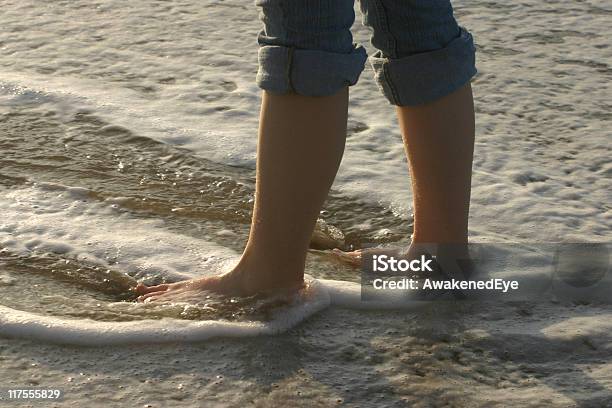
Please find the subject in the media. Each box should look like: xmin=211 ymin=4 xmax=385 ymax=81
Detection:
xmin=370 ymin=27 xmax=477 ymax=106
xmin=256 ymin=44 xmax=368 ymax=97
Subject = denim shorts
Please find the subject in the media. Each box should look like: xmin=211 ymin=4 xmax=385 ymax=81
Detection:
xmin=255 ymin=0 xmax=477 ymax=106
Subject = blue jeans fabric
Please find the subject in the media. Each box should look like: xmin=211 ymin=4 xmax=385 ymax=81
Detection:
xmin=255 ymin=0 xmax=477 ymax=106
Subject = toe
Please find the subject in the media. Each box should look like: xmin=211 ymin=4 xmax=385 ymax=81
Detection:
xmin=134 ymin=283 xmax=169 ymax=295
xmin=331 ymin=248 xmax=362 ymax=266
xmin=137 ymin=289 xmax=168 ymax=302
xmin=133 ymin=283 xmax=148 ymax=294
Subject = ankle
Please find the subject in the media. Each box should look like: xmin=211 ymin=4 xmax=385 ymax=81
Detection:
xmin=411 ymin=231 xmax=468 ymax=246
xmin=407 ymin=241 xmax=470 ymax=260
xmin=232 ymin=254 xmax=304 ymax=290
xmin=411 ymin=218 xmax=468 ymax=245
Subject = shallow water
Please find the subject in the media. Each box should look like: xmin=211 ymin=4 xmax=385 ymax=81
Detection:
xmin=0 ymin=0 xmax=611 ymax=405
xmin=0 ymin=0 xmax=609 ymax=331
xmin=0 ymin=91 xmax=414 ymax=324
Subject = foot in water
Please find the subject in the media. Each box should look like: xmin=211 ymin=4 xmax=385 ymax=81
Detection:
xmin=134 ymin=246 xmax=416 ymax=302
xmin=135 ymin=244 xmax=470 ymax=302
xmin=134 ymin=266 xmax=304 ymax=302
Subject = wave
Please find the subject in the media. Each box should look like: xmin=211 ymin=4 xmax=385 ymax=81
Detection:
xmin=0 ymin=278 xmax=435 ymax=346
xmin=0 ymin=183 xmax=427 ymax=345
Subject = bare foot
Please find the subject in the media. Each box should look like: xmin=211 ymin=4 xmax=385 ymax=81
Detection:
xmin=134 ymin=275 xmax=224 ymax=303
xmin=133 ymin=268 xmax=304 ymax=303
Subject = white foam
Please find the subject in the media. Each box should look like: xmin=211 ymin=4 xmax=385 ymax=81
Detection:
xmin=0 ymin=69 xmax=259 ymax=168
xmin=0 ymin=183 xmax=236 ymax=282
xmin=0 ymin=183 xmax=606 ymax=345
xmin=0 ymin=183 xmax=432 ymax=345
xmin=321 ymin=279 xmax=432 ymax=310
xmin=0 ymin=276 xmax=441 ymax=345
xmin=0 ymin=279 xmax=331 ymax=346
xmin=1 ymin=0 xmax=610 ymax=245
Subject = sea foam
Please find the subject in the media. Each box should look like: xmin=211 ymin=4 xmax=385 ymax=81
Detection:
xmin=0 ymin=280 xmax=332 ymax=346
xmin=0 ymin=184 xmax=428 ymax=345
xmin=0 ymin=277 xmax=437 ymax=346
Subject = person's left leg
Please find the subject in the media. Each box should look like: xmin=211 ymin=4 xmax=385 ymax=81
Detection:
xmin=336 ymin=0 xmax=477 ymax=268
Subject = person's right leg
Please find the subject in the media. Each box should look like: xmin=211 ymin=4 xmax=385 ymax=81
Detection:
xmin=135 ymin=0 xmax=367 ymax=300
xmin=136 ymin=90 xmax=350 ymax=301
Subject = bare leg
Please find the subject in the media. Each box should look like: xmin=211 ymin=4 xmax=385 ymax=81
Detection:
xmin=340 ymin=83 xmax=475 ymax=265
xmin=399 ymin=83 xmax=475 ymax=246
xmin=136 ymin=89 xmax=349 ymax=300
